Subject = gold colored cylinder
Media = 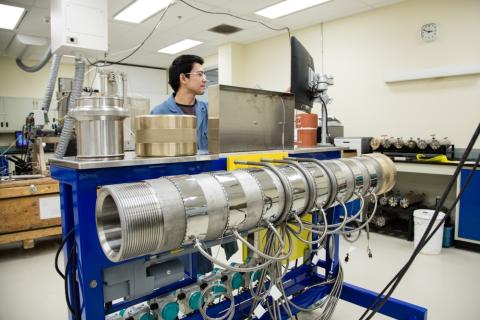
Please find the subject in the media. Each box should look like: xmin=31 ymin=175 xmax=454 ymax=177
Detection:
xmin=135 ymin=115 xmax=197 ymax=157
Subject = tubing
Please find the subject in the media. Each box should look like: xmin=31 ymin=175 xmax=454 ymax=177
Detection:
xmin=16 ymin=47 xmax=52 ymax=73
xmin=54 ymin=58 xmax=85 ymax=159
xmin=41 ymin=54 xmax=62 ymax=113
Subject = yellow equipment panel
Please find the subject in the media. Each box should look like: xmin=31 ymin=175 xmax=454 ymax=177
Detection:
xmin=226 ymin=152 xmax=311 ymax=262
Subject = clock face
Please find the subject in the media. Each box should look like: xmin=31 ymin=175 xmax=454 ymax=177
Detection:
xmin=421 ymin=23 xmax=438 ymax=42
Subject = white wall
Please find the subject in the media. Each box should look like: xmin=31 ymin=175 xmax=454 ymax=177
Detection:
xmin=86 ymin=64 xmax=168 ymax=110
xmin=233 ymin=0 xmax=480 ymax=148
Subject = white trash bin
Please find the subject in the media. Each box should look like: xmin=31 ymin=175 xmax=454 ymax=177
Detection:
xmin=413 ymin=209 xmax=446 ymax=255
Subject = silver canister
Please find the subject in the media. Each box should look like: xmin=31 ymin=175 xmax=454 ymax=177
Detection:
xmin=69 ymin=97 xmax=129 ymax=160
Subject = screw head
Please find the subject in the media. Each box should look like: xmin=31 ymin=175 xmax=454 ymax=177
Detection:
xmin=90 ymin=280 xmax=97 ymax=288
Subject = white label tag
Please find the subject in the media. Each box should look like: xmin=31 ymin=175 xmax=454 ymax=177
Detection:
xmin=311 ymin=254 xmax=320 ymax=265
xmin=348 ymin=246 xmax=357 ymax=254
xmin=270 ymin=285 xmax=282 ymax=301
xmin=39 ymin=196 xmax=61 ymax=219
xmin=316 ymin=266 xmax=323 ymax=274
xmin=253 ymin=304 xmax=267 ymax=318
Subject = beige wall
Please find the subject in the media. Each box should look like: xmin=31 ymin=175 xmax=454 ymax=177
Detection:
xmin=233 ymin=0 xmax=480 ymax=148
xmin=0 ymin=56 xmax=75 ymax=98
xmin=0 ymin=57 xmax=76 ymax=145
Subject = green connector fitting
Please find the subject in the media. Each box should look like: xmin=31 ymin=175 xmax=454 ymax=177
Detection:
xmin=231 ymin=272 xmax=243 ymax=290
xmin=161 ymin=302 xmax=179 ymax=320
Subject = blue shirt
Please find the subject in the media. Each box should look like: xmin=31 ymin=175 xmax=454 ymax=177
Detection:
xmin=151 ymin=95 xmax=208 ymax=154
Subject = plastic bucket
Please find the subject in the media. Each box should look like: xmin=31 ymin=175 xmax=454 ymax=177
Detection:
xmin=413 ymin=209 xmax=445 ymax=255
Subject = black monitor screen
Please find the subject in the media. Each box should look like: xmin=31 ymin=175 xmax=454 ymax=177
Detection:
xmin=290 ymin=36 xmax=315 ymax=113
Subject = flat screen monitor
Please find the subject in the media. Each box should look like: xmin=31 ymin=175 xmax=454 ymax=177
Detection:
xmin=290 ymin=36 xmax=315 ymax=113
xmin=15 ymin=131 xmax=28 ymax=148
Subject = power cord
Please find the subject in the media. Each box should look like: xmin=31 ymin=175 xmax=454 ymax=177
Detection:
xmin=88 ymin=0 xmax=174 ymax=67
xmin=178 ymin=0 xmax=291 ymax=40
xmin=90 ymin=0 xmax=291 ymax=67
xmin=54 ymin=228 xmax=80 ymax=319
xmin=54 ymin=228 xmax=75 ymax=279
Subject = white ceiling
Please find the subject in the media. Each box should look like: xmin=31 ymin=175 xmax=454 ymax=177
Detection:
xmin=0 ymin=0 xmax=404 ymax=68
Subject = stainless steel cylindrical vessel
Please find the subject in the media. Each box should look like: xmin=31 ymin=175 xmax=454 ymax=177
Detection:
xmin=277 ymin=165 xmax=309 ymax=216
xmin=299 ymin=162 xmax=331 ymax=208
xmin=245 ymin=168 xmax=286 ymax=224
xmin=229 ymin=170 xmax=265 ymax=231
xmin=95 ymin=153 xmax=397 ymax=263
xmin=363 ymin=153 xmax=397 ymax=195
xmin=323 ymin=160 xmax=355 ymax=203
xmin=135 ymin=115 xmax=196 ymax=157
xmin=168 ymin=174 xmax=229 ymax=242
xmin=341 ymin=158 xmax=370 ymax=196
xmin=69 ymin=97 xmax=129 ymax=160
xmin=96 ymin=182 xmax=164 ymax=262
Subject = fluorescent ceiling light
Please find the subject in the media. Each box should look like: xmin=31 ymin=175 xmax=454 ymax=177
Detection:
xmin=255 ymin=0 xmax=332 ymax=19
xmin=114 ymin=0 xmax=171 ymax=23
xmin=158 ymin=39 xmax=203 ymax=55
xmin=0 ymin=4 xmax=25 ymax=30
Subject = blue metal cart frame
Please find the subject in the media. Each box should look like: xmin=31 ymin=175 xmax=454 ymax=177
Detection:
xmin=50 ymin=151 xmax=427 ymax=320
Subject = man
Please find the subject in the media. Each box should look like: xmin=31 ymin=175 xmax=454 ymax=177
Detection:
xmin=151 ymin=55 xmax=238 ymax=273
xmin=151 ymin=54 xmax=208 ymax=153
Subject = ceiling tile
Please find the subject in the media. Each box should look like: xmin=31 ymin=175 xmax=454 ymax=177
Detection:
xmin=33 ymin=0 xmax=49 ymax=9
xmin=1 ymin=0 xmax=35 ymax=7
xmin=0 ymin=30 xmax=14 ymax=54
xmin=0 ymin=0 xmax=407 ymax=67
xmin=16 ymin=6 xmax=50 ymax=37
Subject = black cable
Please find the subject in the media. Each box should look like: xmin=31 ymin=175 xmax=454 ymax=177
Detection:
xmin=362 ymin=152 xmax=479 ymax=320
xmin=64 ymin=245 xmax=76 ymax=316
xmin=359 ymin=122 xmax=479 ymax=320
xmin=361 ymin=128 xmax=479 ymax=320
xmin=423 ymin=151 xmax=479 ymax=246
xmin=178 ymin=0 xmax=291 ymax=39
xmin=55 ymin=228 xmax=75 ymax=279
xmin=89 ymin=0 xmax=174 ymax=67
xmin=71 ymin=244 xmax=81 ymax=320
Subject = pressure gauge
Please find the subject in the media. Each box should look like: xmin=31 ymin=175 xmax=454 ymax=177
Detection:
xmin=421 ymin=23 xmax=438 ymax=42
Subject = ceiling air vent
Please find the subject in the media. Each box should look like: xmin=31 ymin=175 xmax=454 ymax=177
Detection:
xmin=208 ymin=24 xmax=243 ymax=35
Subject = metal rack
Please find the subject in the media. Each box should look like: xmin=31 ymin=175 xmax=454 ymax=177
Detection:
xmin=50 ymin=150 xmax=427 ymax=320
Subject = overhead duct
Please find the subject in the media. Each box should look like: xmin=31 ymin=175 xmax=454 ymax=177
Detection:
xmin=6 ymin=34 xmax=52 ymax=72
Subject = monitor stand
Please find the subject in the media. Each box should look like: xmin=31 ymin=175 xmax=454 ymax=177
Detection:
xmin=317 ymin=97 xmax=332 ymax=147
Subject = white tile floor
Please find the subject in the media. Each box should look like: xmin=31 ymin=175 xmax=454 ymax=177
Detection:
xmin=0 ymin=233 xmax=478 ymax=320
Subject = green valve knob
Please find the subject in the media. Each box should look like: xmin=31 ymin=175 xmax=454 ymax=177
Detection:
xmin=231 ymin=272 xmax=243 ymax=290
xmin=213 ymin=284 xmax=225 ymax=294
xmin=189 ymin=291 xmax=203 ymax=310
xmin=161 ymin=302 xmax=179 ymax=320
xmin=139 ymin=313 xmax=155 ymax=320
xmin=119 ymin=309 xmax=126 ymax=317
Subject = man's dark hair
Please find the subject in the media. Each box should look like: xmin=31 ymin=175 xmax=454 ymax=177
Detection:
xmin=168 ymin=55 xmax=204 ymax=93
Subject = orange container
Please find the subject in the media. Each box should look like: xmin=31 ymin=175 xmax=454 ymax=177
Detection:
xmin=296 ymin=128 xmax=317 ymax=147
xmin=295 ymin=113 xmax=318 ymax=128
xmin=295 ymin=113 xmax=318 ymax=147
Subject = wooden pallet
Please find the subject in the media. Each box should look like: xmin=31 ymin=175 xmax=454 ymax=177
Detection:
xmin=0 ymin=178 xmax=62 ymax=248
xmin=0 ymin=226 xmax=62 ymax=249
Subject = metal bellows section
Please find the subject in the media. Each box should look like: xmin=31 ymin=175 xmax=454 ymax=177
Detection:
xmin=96 ymin=154 xmax=397 ymax=262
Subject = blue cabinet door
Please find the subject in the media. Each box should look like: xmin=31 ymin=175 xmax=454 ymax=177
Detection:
xmin=458 ymin=168 xmax=480 ymax=241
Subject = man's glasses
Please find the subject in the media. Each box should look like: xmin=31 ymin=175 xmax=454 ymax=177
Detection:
xmin=186 ymin=71 xmax=207 ymax=79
